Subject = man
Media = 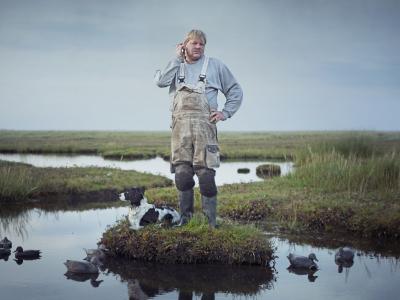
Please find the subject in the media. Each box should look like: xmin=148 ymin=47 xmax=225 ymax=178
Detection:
xmin=154 ymin=29 xmax=243 ymax=228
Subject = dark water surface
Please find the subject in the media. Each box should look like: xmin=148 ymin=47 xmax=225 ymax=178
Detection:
xmin=1 ymin=203 xmax=399 ymax=300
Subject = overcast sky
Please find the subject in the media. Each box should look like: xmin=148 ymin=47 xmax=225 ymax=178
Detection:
xmin=0 ymin=0 xmax=399 ymax=131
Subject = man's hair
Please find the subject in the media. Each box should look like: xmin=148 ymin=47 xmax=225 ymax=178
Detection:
xmin=184 ymin=29 xmax=207 ymax=45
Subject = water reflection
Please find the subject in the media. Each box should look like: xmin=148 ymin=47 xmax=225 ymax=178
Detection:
xmin=64 ymin=272 xmax=103 ymax=288
xmin=14 ymin=256 xmax=41 ymax=265
xmin=287 ymin=266 xmax=318 ymax=282
xmin=104 ymin=259 xmax=275 ymax=299
xmin=0 ymin=198 xmax=126 ymax=238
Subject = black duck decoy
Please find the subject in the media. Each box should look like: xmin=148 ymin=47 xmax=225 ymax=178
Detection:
xmin=14 ymin=246 xmax=41 ymax=259
xmin=287 ymin=253 xmax=319 ymax=270
xmin=0 ymin=248 xmax=11 ymax=261
xmin=335 ymin=247 xmax=355 ymax=273
xmin=83 ymin=244 xmax=107 ymax=262
xmin=64 ymin=255 xmax=102 ymax=274
xmin=0 ymin=237 xmax=12 ymax=249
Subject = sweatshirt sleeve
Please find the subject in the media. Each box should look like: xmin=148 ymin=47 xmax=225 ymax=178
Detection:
xmin=154 ymin=58 xmax=183 ymax=88
xmin=218 ymin=62 xmax=243 ymax=120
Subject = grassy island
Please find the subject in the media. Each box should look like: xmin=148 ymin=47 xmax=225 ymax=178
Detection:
xmin=101 ymin=215 xmax=275 ymax=265
xmin=0 ymin=160 xmax=172 ymax=202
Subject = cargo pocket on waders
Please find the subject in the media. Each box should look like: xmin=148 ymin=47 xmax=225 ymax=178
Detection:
xmin=205 ymin=144 xmax=220 ymax=168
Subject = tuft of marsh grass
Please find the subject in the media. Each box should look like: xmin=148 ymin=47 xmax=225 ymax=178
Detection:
xmin=256 ymin=164 xmax=281 ymax=178
xmin=0 ymin=162 xmax=38 ymax=201
xmin=291 ymin=148 xmax=400 ymax=195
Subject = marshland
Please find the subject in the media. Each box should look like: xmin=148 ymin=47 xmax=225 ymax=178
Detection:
xmin=1 ymin=130 xmax=400 ymax=299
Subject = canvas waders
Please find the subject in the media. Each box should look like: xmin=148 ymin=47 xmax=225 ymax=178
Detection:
xmin=171 ymin=56 xmax=220 ymax=228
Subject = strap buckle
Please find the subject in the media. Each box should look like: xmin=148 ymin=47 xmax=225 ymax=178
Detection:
xmin=199 ymin=74 xmax=206 ymax=82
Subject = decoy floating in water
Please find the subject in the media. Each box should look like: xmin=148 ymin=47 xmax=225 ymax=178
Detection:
xmin=64 ymin=256 xmax=102 ymax=274
xmin=0 ymin=248 xmax=11 ymax=260
xmin=0 ymin=248 xmax=11 ymax=255
xmin=14 ymin=246 xmax=41 ymax=259
xmin=335 ymin=247 xmax=354 ymax=262
xmin=335 ymin=247 xmax=355 ymax=273
xmin=0 ymin=237 xmax=12 ymax=249
xmin=83 ymin=244 xmax=107 ymax=262
xmin=287 ymin=253 xmax=319 ymax=270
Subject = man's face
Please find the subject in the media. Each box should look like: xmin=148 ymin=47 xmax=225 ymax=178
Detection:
xmin=184 ymin=38 xmax=205 ymax=62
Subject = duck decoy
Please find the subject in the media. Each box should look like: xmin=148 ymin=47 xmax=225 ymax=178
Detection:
xmin=0 ymin=248 xmax=11 ymax=256
xmin=335 ymin=247 xmax=354 ymax=262
xmin=0 ymin=248 xmax=11 ymax=261
xmin=83 ymin=244 xmax=107 ymax=262
xmin=287 ymin=253 xmax=319 ymax=270
xmin=64 ymin=256 xmax=102 ymax=274
xmin=0 ymin=237 xmax=12 ymax=249
xmin=335 ymin=247 xmax=355 ymax=273
xmin=14 ymin=246 xmax=41 ymax=259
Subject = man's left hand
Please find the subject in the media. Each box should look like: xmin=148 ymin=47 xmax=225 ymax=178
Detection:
xmin=209 ymin=111 xmax=225 ymax=123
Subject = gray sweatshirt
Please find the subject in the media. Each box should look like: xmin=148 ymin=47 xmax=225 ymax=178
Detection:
xmin=154 ymin=55 xmax=243 ymax=120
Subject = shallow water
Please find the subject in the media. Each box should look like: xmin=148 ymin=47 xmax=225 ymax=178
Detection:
xmin=0 ymin=153 xmax=293 ymax=186
xmin=0 ymin=204 xmax=399 ymax=300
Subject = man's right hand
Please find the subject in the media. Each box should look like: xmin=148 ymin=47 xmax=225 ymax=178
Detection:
xmin=176 ymin=43 xmax=185 ymax=60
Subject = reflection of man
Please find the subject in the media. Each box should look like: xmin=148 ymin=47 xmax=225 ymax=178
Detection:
xmin=155 ymin=29 xmax=243 ymax=227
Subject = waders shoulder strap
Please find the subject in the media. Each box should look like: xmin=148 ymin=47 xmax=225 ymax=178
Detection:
xmin=178 ymin=56 xmax=209 ymax=83
xmin=199 ymin=56 xmax=209 ymax=82
xmin=178 ymin=62 xmax=185 ymax=83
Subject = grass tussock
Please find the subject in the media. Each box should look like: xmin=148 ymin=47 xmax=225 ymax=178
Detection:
xmin=0 ymin=161 xmax=38 ymax=200
xmin=101 ymin=214 xmax=274 ymax=265
xmin=256 ymin=164 xmax=281 ymax=178
xmin=289 ymin=148 xmax=400 ymax=196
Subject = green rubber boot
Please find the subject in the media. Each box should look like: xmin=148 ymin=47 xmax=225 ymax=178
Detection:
xmin=201 ymin=195 xmax=217 ymax=228
xmin=177 ymin=189 xmax=194 ymax=226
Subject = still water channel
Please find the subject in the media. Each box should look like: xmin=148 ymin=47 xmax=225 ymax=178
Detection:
xmin=0 ymin=153 xmax=293 ymax=186
xmin=1 ymin=154 xmax=399 ymax=299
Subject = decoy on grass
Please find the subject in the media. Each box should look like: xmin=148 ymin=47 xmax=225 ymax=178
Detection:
xmin=287 ymin=253 xmax=319 ymax=270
